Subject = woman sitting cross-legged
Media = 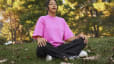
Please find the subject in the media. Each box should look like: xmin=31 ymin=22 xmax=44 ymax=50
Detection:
xmin=32 ymin=0 xmax=88 ymax=62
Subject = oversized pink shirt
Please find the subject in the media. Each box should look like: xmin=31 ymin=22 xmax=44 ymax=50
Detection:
xmin=32 ymin=15 xmax=74 ymax=47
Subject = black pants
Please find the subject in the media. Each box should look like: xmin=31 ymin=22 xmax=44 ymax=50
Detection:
xmin=36 ymin=38 xmax=86 ymax=59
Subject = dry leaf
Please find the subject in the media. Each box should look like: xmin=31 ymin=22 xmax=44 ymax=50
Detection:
xmin=0 ymin=59 xmax=7 ymax=63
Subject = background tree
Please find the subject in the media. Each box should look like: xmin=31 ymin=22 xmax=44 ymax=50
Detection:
xmin=0 ymin=0 xmax=114 ymax=43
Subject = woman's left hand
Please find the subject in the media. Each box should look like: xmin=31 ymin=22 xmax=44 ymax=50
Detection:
xmin=78 ymin=33 xmax=88 ymax=44
xmin=78 ymin=33 xmax=86 ymax=39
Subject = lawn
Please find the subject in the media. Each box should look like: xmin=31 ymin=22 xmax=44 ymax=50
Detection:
xmin=0 ymin=37 xmax=114 ymax=64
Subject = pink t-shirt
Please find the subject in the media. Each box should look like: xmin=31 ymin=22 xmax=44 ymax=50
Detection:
xmin=32 ymin=15 xmax=74 ymax=47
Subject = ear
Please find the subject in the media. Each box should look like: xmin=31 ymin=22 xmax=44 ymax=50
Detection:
xmin=46 ymin=8 xmax=48 ymax=10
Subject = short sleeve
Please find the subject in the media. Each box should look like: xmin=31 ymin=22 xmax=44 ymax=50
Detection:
xmin=63 ymin=19 xmax=74 ymax=40
xmin=32 ymin=17 xmax=44 ymax=39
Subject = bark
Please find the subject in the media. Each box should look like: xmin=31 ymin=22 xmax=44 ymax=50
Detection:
xmin=93 ymin=24 xmax=100 ymax=37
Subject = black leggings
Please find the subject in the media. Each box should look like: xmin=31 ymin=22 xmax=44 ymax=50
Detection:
xmin=36 ymin=38 xmax=86 ymax=59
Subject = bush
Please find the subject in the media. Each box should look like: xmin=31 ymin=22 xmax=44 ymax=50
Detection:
xmin=0 ymin=36 xmax=7 ymax=45
xmin=22 ymin=39 xmax=33 ymax=43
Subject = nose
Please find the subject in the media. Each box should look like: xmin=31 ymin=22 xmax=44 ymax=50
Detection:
xmin=53 ymin=5 xmax=56 ymax=8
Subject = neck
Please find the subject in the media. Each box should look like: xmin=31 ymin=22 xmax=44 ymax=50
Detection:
xmin=48 ymin=11 xmax=56 ymax=17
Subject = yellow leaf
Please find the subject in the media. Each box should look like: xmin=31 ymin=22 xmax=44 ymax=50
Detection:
xmin=26 ymin=20 xmax=32 ymax=24
xmin=93 ymin=2 xmax=106 ymax=11
xmin=103 ymin=11 xmax=110 ymax=16
xmin=7 ymin=0 xmax=12 ymax=5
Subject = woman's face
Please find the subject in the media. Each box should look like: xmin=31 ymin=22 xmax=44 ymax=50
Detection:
xmin=48 ymin=0 xmax=57 ymax=13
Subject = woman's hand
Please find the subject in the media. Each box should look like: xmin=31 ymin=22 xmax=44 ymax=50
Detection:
xmin=77 ymin=33 xmax=86 ymax=39
xmin=37 ymin=37 xmax=47 ymax=47
xmin=77 ymin=33 xmax=88 ymax=44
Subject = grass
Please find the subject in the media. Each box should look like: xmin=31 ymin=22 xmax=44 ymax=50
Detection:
xmin=0 ymin=37 xmax=114 ymax=64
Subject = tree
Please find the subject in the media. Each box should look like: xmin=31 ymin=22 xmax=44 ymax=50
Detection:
xmin=0 ymin=0 xmax=25 ymax=43
xmin=63 ymin=0 xmax=114 ymax=37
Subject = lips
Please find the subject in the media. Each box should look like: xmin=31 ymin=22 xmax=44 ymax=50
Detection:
xmin=52 ymin=8 xmax=56 ymax=10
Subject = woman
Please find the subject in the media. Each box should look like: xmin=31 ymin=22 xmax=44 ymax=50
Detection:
xmin=32 ymin=0 xmax=88 ymax=61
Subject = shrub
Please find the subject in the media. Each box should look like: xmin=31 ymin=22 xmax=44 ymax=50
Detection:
xmin=0 ymin=36 xmax=7 ymax=45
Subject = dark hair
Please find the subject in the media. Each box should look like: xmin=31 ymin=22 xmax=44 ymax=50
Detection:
xmin=46 ymin=0 xmax=58 ymax=10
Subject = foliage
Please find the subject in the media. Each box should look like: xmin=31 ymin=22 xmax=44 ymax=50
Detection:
xmin=0 ymin=0 xmax=114 ymax=43
xmin=64 ymin=0 xmax=114 ymax=37
xmin=0 ymin=36 xmax=7 ymax=45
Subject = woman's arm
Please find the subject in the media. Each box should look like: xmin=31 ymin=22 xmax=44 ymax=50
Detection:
xmin=64 ymin=34 xmax=88 ymax=44
xmin=64 ymin=36 xmax=79 ymax=42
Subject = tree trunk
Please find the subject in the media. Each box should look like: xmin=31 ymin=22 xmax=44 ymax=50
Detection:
xmin=93 ymin=24 xmax=100 ymax=37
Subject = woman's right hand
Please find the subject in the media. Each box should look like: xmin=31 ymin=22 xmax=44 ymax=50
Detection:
xmin=37 ymin=37 xmax=47 ymax=47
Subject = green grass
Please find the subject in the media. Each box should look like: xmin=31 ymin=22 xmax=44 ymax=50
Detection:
xmin=0 ymin=37 xmax=114 ymax=64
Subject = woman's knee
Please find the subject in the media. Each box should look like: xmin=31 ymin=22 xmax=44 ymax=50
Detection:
xmin=36 ymin=46 xmax=47 ymax=58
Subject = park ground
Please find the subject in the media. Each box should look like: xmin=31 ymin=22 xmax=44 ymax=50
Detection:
xmin=0 ymin=37 xmax=114 ymax=64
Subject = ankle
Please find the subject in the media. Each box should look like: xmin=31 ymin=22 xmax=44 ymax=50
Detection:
xmin=64 ymin=57 xmax=68 ymax=61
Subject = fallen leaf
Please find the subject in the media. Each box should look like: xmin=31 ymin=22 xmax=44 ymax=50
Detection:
xmin=0 ymin=59 xmax=8 ymax=63
xmin=83 ymin=54 xmax=100 ymax=60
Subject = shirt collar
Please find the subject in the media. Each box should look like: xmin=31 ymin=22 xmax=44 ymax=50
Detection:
xmin=47 ymin=15 xmax=57 ymax=18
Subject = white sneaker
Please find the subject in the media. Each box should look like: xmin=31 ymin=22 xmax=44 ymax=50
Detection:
xmin=79 ymin=50 xmax=88 ymax=58
xmin=46 ymin=55 xmax=53 ymax=61
xmin=69 ymin=56 xmax=79 ymax=60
